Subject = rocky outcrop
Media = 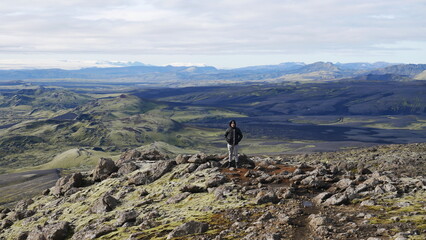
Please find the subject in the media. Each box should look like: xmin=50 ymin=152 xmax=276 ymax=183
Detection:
xmin=128 ymin=160 xmax=176 ymax=185
xmin=51 ymin=172 xmax=84 ymax=196
xmin=92 ymin=158 xmax=118 ymax=181
xmin=117 ymin=149 xmax=168 ymax=166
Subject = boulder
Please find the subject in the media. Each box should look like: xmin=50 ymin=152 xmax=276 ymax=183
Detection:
xmin=0 ymin=219 xmax=13 ymax=230
xmin=117 ymin=149 xmax=168 ymax=166
xmin=27 ymin=226 xmax=45 ymax=240
xmin=308 ymin=214 xmax=329 ymax=229
xmin=128 ymin=160 xmax=176 ymax=186
xmin=14 ymin=199 xmax=34 ymax=211
xmin=237 ymin=154 xmax=256 ymax=169
xmin=188 ymin=153 xmax=209 ymax=164
xmin=42 ymin=222 xmax=73 ymax=240
xmin=194 ymin=162 xmax=212 ymax=172
xmin=360 ymin=200 xmax=376 ymax=206
xmin=323 ymin=193 xmax=349 ymax=206
xmin=166 ymin=192 xmax=191 ymax=204
xmin=72 ymin=225 xmax=116 ymax=240
xmin=118 ymin=162 xmax=139 ymax=176
xmin=52 ymin=172 xmax=84 ymax=196
xmin=312 ymin=192 xmax=332 ymax=205
xmin=255 ymin=191 xmax=279 ymax=205
xmin=335 ymin=178 xmax=354 ymax=190
xmin=167 ymin=221 xmax=209 ymax=239
xmin=116 ymin=210 xmax=138 ymax=226
xmin=91 ymin=194 xmax=120 ymax=213
xmin=17 ymin=231 xmax=29 ymax=240
xmin=92 ymin=158 xmax=118 ymax=182
xmin=119 ymin=149 xmax=141 ymax=164
xmin=180 ymin=185 xmax=207 ymax=193
xmin=6 ymin=210 xmax=35 ymax=221
xmin=175 ymin=154 xmax=191 ymax=164
xmin=205 ymin=174 xmax=228 ymax=188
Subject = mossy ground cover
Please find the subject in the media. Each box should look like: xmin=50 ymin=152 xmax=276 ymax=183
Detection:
xmin=1 ymin=163 xmax=254 ymax=239
xmin=365 ymin=191 xmax=426 ymax=238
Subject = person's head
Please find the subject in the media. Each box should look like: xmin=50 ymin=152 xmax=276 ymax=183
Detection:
xmin=229 ymin=120 xmax=236 ymax=128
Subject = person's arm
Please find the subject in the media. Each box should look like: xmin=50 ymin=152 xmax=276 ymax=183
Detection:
xmin=236 ymin=128 xmax=243 ymax=143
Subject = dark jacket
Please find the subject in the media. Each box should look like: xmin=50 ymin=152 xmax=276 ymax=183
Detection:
xmin=225 ymin=123 xmax=243 ymax=145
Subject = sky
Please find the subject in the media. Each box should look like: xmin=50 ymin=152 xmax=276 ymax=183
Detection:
xmin=1 ymin=0 xmax=426 ymax=69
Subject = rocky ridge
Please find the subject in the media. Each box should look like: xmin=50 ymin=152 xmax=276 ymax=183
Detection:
xmin=0 ymin=143 xmax=425 ymax=240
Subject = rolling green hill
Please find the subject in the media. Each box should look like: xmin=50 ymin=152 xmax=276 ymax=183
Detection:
xmin=0 ymin=91 xmax=245 ymax=173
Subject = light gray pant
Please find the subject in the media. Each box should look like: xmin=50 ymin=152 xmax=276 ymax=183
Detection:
xmin=227 ymin=144 xmax=239 ymax=163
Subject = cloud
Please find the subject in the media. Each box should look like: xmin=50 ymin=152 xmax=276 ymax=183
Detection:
xmin=0 ymin=0 xmax=425 ymax=67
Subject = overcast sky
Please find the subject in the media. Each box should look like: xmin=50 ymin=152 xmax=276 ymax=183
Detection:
xmin=1 ymin=0 xmax=425 ymax=69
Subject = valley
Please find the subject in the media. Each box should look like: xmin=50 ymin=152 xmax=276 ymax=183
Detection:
xmin=0 ymin=65 xmax=425 ymax=208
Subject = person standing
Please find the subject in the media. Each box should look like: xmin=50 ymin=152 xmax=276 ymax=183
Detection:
xmin=224 ymin=120 xmax=243 ymax=168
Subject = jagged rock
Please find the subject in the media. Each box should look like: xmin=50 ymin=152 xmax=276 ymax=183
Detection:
xmin=343 ymin=186 xmax=359 ymax=201
xmin=118 ymin=162 xmax=139 ymax=176
xmin=194 ymin=162 xmax=212 ymax=172
xmin=264 ymin=233 xmax=283 ymax=240
xmin=205 ymin=174 xmax=228 ymax=188
xmin=119 ymin=149 xmax=142 ymax=163
xmin=92 ymin=158 xmax=118 ymax=182
xmin=166 ymin=221 xmax=209 ymax=239
xmin=26 ymin=222 xmax=72 ymax=240
xmin=308 ymin=214 xmax=329 ymax=229
xmin=360 ymin=200 xmax=376 ymax=206
xmin=14 ymin=199 xmax=34 ymax=211
xmin=0 ymin=219 xmax=13 ymax=230
xmin=214 ymin=185 xmax=234 ymax=199
xmin=383 ymin=183 xmax=397 ymax=192
xmin=0 ymin=208 xmax=10 ymax=214
xmin=72 ymin=225 xmax=116 ymax=240
xmin=300 ymin=176 xmax=328 ymax=189
xmin=188 ymin=153 xmax=208 ymax=164
xmin=27 ymin=226 xmax=45 ymax=240
xmin=166 ymin=192 xmax=191 ymax=204
xmin=258 ymin=212 xmax=274 ymax=222
xmin=323 ymin=193 xmax=349 ymax=206
xmin=91 ymin=194 xmax=120 ymax=213
xmin=244 ymin=170 xmax=260 ymax=178
xmin=116 ymin=210 xmax=138 ymax=226
xmin=312 ymin=192 xmax=332 ymax=205
xmin=42 ymin=222 xmax=73 ymax=240
xmin=180 ymin=185 xmax=207 ymax=193
xmin=359 ymin=168 xmax=372 ymax=175
xmin=17 ymin=231 xmax=29 ymax=240
xmin=255 ymin=191 xmax=279 ymax=205
xmin=6 ymin=210 xmax=35 ymax=221
xmin=238 ymin=154 xmax=256 ymax=168
xmin=175 ymin=154 xmax=191 ymax=164
xmin=52 ymin=172 xmax=84 ymax=196
xmin=139 ymin=149 xmax=168 ymax=160
xmin=335 ymin=178 xmax=354 ymax=190
xmin=128 ymin=160 xmax=176 ymax=185
xmin=42 ymin=189 xmax=50 ymax=196
xmin=309 ymin=166 xmax=328 ymax=176
xmin=355 ymin=183 xmax=370 ymax=193
xmin=118 ymin=149 xmax=168 ymax=166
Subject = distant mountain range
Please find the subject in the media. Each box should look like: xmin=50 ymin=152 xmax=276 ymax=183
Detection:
xmin=0 ymin=62 xmax=425 ymax=84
